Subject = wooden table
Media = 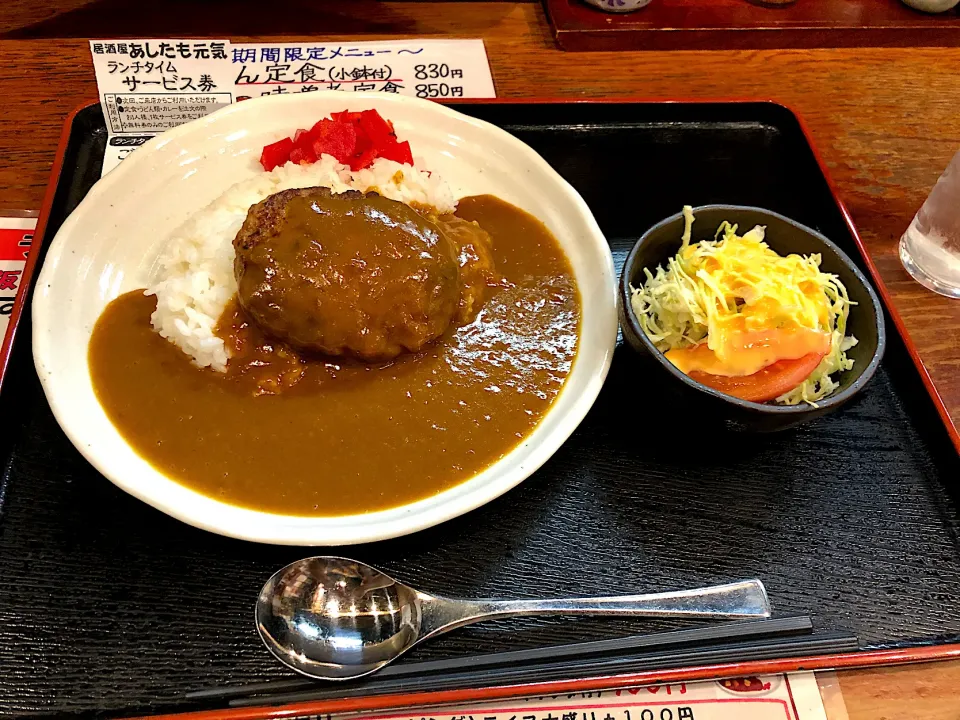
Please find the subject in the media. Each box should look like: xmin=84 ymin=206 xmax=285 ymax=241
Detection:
xmin=1 ymin=1 xmax=958 ymax=718
xmin=822 ymin=661 xmax=960 ymax=719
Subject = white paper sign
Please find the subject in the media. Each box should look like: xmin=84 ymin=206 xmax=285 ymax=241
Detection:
xmin=0 ymin=216 xmax=36 ymax=346
xmin=229 ymin=39 xmax=494 ymax=101
xmin=316 ymin=674 xmax=828 ymax=720
xmin=89 ymin=39 xmax=495 ymax=175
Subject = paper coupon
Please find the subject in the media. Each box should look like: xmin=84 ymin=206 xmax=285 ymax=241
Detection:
xmin=0 ymin=216 xmax=36 ymax=345
xmin=391 ymin=674 xmax=828 ymax=720
xmin=89 ymin=39 xmax=495 ymax=175
xmin=277 ymin=673 xmax=828 ymax=720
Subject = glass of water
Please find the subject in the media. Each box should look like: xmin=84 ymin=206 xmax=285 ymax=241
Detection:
xmin=900 ymin=149 xmax=960 ymax=298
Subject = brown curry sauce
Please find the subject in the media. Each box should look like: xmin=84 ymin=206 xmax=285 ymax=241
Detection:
xmin=88 ymin=195 xmax=580 ymax=516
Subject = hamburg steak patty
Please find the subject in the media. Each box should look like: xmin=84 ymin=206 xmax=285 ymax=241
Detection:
xmin=233 ymin=187 xmax=461 ymax=361
xmin=436 ymin=214 xmax=496 ymax=324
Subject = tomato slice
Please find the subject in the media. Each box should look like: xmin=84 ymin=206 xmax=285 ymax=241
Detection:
xmin=666 ymin=329 xmax=831 ymax=379
xmin=688 ymin=351 xmax=826 ymax=403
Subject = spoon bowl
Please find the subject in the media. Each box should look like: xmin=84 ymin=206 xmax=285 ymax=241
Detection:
xmin=257 ymin=557 xmax=423 ymax=679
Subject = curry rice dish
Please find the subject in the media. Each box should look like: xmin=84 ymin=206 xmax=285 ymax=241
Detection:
xmin=88 ymin=144 xmax=581 ymax=517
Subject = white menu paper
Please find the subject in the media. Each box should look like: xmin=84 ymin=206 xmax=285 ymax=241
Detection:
xmin=265 ymin=673 xmax=830 ymax=720
xmin=0 ymin=216 xmax=36 ymax=344
xmin=89 ymin=39 xmax=496 ymax=175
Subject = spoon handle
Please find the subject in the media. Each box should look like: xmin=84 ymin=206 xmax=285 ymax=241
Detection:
xmin=420 ymin=580 xmax=770 ymax=639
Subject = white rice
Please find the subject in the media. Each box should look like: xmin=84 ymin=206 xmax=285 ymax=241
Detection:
xmin=146 ymin=155 xmax=457 ymax=372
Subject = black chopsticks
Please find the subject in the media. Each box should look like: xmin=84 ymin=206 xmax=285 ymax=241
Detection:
xmin=185 ymin=616 xmax=858 ymax=709
xmin=227 ymin=631 xmax=858 ymax=708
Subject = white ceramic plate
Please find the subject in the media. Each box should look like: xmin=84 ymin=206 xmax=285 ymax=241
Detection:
xmin=32 ymin=92 xmax=617 ymax=545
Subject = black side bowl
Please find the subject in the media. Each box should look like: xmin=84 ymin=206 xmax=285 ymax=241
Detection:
xmin=618 ymin=205 xmax=887 ymax=432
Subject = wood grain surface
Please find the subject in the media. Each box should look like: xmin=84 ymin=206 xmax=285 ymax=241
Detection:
xmin=544 ymin=0 xmax=960 ymax=51
xmin=0 ymin=1 xmax=958 ymax=718
xmin=828 ymin=661 xmax=960 ymax=720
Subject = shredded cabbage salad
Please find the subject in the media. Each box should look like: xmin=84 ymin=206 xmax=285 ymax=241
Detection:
xmin=630 ymin=206 xmax=857 ymax=406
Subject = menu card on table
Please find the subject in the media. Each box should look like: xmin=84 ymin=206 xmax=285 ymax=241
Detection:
xmin=0 ymin=215 xmax=35 ymax=344
xmin=239 ymin=673 xmax=831 ymax=720
xmin=89 ymin=39 xmax=496 ymax=175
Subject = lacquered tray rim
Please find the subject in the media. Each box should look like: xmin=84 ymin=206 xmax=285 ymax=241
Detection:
xmin=135 ymin=643 xmax=960 ymax=720
xmin=0 ymin=98 xmax=76 ymax=399
xmin=6 ymin=98 xmax=960 ymax=718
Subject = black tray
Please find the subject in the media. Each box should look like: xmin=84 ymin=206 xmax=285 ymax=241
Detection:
xmin=1 ymin=101 xmax=958 ymax=718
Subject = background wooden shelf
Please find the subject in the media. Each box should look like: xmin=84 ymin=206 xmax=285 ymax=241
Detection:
xmin=545 ymin=0 xmax=960 ymax=50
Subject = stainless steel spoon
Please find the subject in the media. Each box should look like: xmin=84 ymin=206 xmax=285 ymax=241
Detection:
xmin=256 ymin=556 xmax=771 ymax=681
